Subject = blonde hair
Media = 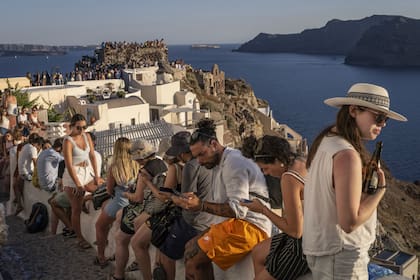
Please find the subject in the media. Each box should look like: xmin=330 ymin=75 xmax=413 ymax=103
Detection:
xmin=111 ymin=137 xmax=140 ymax=186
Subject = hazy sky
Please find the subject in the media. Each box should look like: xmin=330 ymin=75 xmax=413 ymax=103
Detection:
xmin=2 ymin=0 xmax=420 ymax=45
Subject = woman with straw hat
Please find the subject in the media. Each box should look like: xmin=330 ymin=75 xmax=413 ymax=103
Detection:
xmin=302 ymin=83 xmax=407 ymax=279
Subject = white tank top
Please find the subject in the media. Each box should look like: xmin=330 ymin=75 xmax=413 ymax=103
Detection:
xmin=303 ymin=135 xmax=376 ymax=256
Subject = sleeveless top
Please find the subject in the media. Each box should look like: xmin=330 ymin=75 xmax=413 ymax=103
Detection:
xmin=282 ymin=170 xmax=305 ymax=185
xmin=303 ymin=135 xmax=376 ymax=256
xmin=64 ymin=133 xmax=90 ymax=165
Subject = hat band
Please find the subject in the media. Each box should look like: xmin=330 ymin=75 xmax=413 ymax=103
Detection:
xmin=347 ymin=92 xmax=390 ymax=108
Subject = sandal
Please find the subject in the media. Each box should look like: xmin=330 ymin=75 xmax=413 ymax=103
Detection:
xmin=77 ymin=239 xmax=92 ymax=250
xmin=63 ymin=230 xmax=76 ymax=238
xmin=153 ymin=264 xmax=167 ymax=280
xmin=108 ymin=274 xmax=124 ymax=280
xmin=14 ymin=205 xmax=23 ymax=216
xmin=93 ymin=256 xmax=109 ymax=269
xmin=125 ymin=261 xmax=139 ymax=272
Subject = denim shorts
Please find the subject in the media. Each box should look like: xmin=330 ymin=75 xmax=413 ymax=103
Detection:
xmin=103 ymin=186 xmax=129 ymax=218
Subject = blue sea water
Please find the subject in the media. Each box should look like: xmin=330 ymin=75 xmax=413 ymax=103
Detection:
xmin=0 ymin=45 xmax=419 ymax=182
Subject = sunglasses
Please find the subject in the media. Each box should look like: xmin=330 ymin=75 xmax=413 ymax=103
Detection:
xmin=358 ymin=107 xmax=389 ymax=125
xmin=190 ymin=131 xmax=216 ymax=144
xmin=76 ymin=125 xmax=88 ymax=131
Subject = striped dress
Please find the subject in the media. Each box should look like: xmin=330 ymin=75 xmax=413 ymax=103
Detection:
xmin=264 ymin=170 xmax=309 ymax=280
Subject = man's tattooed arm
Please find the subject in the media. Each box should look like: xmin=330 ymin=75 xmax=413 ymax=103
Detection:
xmin=202 ymin=201 xmax=236 ymax=218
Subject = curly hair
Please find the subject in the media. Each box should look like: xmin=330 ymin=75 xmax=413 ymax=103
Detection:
xmin=254 ymin=135 xmax=294 ymax=166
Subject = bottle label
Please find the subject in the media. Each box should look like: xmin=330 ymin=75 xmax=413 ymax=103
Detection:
xmin=368 ymin=171 xmax=378 ymax=194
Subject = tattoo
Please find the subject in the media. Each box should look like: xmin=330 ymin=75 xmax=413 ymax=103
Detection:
xmin=184 ymin=239 xmax=200 ymax=261
xmin=203 ymin=201 xmax=235 ymax=218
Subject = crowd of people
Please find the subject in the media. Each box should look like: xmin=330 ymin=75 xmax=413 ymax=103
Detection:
xmin=0 ymin=82 xmax=407 ymax=280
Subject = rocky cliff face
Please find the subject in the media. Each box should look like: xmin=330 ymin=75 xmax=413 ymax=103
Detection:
xmin=236 ymin=15 xmax=420 ymax=67
xmin=345 ymin=17 xmax=420 ymax=67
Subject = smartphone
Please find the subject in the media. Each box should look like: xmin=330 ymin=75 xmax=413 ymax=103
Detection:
xmin=159 ymin=187 xmax=174 ymax=193
xmin=172 ymin=189 xmax=182 ymax=196
xmin=241 ymin=199 xmax=253 ymax=203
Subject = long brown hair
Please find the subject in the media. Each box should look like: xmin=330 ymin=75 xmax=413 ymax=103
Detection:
xmin=306 ymin=105 xmax=369 ymax=168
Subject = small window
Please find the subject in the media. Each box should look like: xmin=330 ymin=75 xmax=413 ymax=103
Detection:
xmin=131 ymin=118 xmax=135 ymax=125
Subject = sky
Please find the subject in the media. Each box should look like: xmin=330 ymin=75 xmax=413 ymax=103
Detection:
xmin=1 ymin=0 xmax=420 ymax=46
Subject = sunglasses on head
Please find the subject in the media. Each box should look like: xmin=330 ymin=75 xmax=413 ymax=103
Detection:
xmin=76 ymin=125 xmax=88 ymax=130
xmin=358 ymin=106 xmax=389 ymax=125
xmin=190 ymin=130 xmax=216 ymax=144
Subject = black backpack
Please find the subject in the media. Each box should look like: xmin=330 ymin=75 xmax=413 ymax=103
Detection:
xmin=25 ymin=202 xmax=49 ymax=233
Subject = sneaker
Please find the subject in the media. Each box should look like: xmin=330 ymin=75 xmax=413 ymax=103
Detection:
xmin=125 ymin=261 xmax=139 ymax=272
xmin=153 ymin=265 xmax=166 ymax=280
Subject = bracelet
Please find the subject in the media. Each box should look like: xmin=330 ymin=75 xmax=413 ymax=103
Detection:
xmin=200 ymin=200 xmax=205 ymax=211
xmin=377 ymin=185 xmax=387 ymax=189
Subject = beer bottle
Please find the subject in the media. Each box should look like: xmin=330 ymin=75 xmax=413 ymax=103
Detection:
xmin=363 ymin=141 xmax=383 ymax=194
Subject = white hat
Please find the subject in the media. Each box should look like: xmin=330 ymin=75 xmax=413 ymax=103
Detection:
xmin=324 ymin=83 xmax=407 ymax=121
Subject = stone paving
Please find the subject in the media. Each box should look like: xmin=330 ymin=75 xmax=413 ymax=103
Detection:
xmin=0 ymin=216 xmax=110 ymax=280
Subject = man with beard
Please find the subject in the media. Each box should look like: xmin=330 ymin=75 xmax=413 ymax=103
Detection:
xmin=181 ymin=118 xmax=272 ymax=280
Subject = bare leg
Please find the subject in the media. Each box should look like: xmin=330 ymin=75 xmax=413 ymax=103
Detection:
xmin=184 ymin=236 xmax=214 ymax=280
xmin=64 ymin=187 xmax=85 ymax=242
xmin=13 ymin=176 xmax=24 ymax=213
xmin=252 ymin=238 xmax=272 ymax=275
xmin=114 ymin=229 xmax=132 ymax=279
xmin=48 ymin=196 xmax=72 ymax=230
xmin=158 ymin=250 xmax=176 ymax=280
xmin=131 ymin=222 xmax=153 ymax=280
xmin=95 ymin=205 xmax=115 ymax=262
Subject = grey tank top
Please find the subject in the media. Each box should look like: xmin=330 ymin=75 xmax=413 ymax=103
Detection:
xmin=65 ymin=133 xmax=90 ymax=165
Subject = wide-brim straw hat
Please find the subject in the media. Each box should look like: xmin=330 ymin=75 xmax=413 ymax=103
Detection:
xmin=324 ymin=83 xmax=407 ymax=121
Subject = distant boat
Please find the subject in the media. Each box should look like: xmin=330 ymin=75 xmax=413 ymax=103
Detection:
xmin=191 ymin=44 xmax=220 ymax=49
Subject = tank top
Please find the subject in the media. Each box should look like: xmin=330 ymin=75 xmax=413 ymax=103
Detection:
xmin=303 ymin=135 xmax=376 ymax=256
xmin=64 ymin=133 xmax=90 ymax=165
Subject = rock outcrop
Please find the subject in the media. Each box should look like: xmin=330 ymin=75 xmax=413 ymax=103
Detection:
xmin=236 ymin=15 xmax=420 ymax=67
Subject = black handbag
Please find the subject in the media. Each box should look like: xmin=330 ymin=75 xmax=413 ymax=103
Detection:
xmin=149 ymin=204 xmax=181 ymax=247
xmin=92 ymin=185 xmax=111 ymax=210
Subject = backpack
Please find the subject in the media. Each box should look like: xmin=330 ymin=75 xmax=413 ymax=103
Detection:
xmin=24 ymin=202 xmax=49 ymax=233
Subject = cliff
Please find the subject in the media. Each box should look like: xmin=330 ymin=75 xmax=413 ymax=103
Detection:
xmin=236 ymin=15 xmax=420 ymax=67
xmin=345 ymin=17 xmax=420 ymax=67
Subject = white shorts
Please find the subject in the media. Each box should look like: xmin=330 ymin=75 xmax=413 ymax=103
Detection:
xmin=62 ymin=165 xmax=94 ymax=189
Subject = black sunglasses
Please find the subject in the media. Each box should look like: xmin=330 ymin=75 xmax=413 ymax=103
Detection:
xmin=358 ymin=107 xmax=389 ymax=125
xmin=190 ymin=131 xmax=216 ymax=144
xmin=76 ymin=125 xmax=88 ymax=130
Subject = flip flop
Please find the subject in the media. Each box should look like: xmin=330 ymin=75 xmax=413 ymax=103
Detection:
xmin=93 ymin=256 xmax=109 ymax=269
xmin=78 ymin=240 xmax=92 ymax=250
xmin=125 ymin=261 xmax=139 ymax=272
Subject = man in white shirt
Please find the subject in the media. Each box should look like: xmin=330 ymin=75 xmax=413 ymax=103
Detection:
xmin=18 ymin=133 xmax=43 ymax=181
xmin=37 ymin=138 xmax=64 ymax=192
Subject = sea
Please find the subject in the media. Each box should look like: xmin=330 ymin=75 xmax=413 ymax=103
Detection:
xmin=0 ymin=44 xmax=419 ymax=182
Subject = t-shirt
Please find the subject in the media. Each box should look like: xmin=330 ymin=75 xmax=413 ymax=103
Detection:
xmin=18 ymin=143 xmax=38 ymax=175
xmin=181 ymin=158 xmax=217 ymax=231
xmin=17 ymin=113 xmax=28 ymax=124
xmin=36 ymin=148 xmax=64 ymax=191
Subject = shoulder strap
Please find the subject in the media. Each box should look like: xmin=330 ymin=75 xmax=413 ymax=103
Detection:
xmin=282 ymin=170 xmax=305 ymax=184
xmin=64 ymin=135 xmax=75 ymax=145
